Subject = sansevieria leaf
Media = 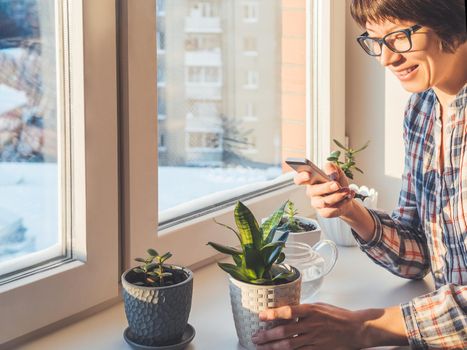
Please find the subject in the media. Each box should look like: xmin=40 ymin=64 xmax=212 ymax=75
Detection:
xmin=235 ymin=201 xmax=261 ymax=248
xmin=217 ymin=263 xmax=250 ymax=283
xmin=207 ymin=242 xmax=242 ymax=256
xmin=261 ymin=201 xmax=288 ymax=243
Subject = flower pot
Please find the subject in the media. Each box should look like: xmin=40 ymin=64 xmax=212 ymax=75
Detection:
xmin=121 ymin=266 xmax=193 ymax=347
xmin=266 ymin=216 xmax=322 ymax=247
xmin=228 ymin=265 xmax=301 ymax=350
xmin=318 ymin=185 xmax=378 ymax=247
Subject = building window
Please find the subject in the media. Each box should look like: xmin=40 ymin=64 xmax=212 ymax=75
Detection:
xmin=185 ymin=34 xmax=220 ymax=51
xmin=243 ymin=36 xmax=258 ymax=55
xmin=157 ymin=0 xmax=166 ymax=16
xmin=189 ymin=1 xmax=218 ymax=18
xmin=157 ymin=31 xmax=166 ymax=52
xmin=186 ymin=66 xmax=221 ymax=84
xmin=187 ymin=132 xmax=222 ymax=150
xmin=244 ymin=70 xmax=259 ymax=89
xmin=243 ymin=2 xmax=258 ymax=22
xmin=243 ymin=102 xmax=257 ymax=119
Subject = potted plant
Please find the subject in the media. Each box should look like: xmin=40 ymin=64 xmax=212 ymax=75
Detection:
xmin=121 ymin=249 xmax=195 ymax=347
xmin=276 ymin=201 xmax=321 ymax=247
xmin=207 ymin=200 xmax=301 ymax=350
xmin=317 ymin=139 xmax=378 ymax=246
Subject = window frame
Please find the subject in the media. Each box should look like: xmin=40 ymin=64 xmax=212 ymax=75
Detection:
xmin=0 ymin=0 xmax=120 ymax=346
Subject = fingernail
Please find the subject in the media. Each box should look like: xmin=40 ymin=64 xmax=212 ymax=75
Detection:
xmin=347 ymin=190 xmax=355 ymax=199
xmin=330 ymin=182 xmax=339 ymax=191
xmin=329 ymin=172 xmax=338 ymax=181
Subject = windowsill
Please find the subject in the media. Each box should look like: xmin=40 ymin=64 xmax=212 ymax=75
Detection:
xmin=16 ymin=246 xmax=434 ymax=350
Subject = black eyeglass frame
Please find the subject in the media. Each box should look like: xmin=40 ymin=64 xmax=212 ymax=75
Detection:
xmin=356 ymin=24 xmax=422 ymax=56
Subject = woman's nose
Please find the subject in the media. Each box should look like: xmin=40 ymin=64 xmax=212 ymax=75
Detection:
xmin=378 ymin=45 xmax=402 ymax=67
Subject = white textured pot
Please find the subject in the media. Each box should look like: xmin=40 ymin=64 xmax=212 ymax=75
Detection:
xmin=228 ymin=265 xmax=301 ymax=350
xmin=318 ymin=185 xmax=378 ymax=247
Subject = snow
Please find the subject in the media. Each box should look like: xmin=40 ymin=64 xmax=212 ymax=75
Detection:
xmin=0 ymin=84 xmax=27 ymax=115
xmin=0 ymin=163 xmax=284 ymax=263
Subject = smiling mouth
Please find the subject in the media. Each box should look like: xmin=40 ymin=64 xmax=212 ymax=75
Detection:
xmin=394 ymin=65 xmax=419 ymax=79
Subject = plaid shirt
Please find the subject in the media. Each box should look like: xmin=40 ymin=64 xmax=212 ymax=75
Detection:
xmin=352 ymin=84 xmax=467 ymax=349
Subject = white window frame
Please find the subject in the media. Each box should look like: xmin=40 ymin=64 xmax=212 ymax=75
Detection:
xmin=124 ymin=0 xmax=346 ymax=270
xmin=0 ymin=0 xmax=119 ymax=346
xmin=186 ymin=66 xmax=222 ymax=85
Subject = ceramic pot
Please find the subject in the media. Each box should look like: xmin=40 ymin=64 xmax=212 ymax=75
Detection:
xmin=228 ymin=265 xmax=301 ymax=350
xmin=121 ymin=266 xmax=193 ymax=346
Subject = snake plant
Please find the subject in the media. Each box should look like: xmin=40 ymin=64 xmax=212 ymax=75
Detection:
xmin=207 ymin=200 xmax=296 ymax=285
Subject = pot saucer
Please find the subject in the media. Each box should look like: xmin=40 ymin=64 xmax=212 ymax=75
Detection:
xmin=123 ymin=324 xmax=195 ymax=350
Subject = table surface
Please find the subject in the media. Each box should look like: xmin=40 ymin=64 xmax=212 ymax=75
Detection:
xmin=17 ymin=246 xmax=435 ymax=350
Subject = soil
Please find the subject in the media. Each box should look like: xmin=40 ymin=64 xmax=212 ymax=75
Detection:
xmin=126 ymin=266 xmax=190 ymax=287
xmin=279 ymin=218 xmax=317 ymax=233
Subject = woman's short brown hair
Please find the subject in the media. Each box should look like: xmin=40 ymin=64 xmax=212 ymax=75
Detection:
xmin=350 ymin=0 xmax=467 ymax=52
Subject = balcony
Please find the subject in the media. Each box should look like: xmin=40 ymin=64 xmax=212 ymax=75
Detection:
xmin=185 ymin=84 xmax=222 ymax=100
xmin=185 ymin=50 xmax=222 ymax=67
xmin=185 ymin=113 xmax=223 ymax=134
xmin=185 ymin=16 xmax=222 ymax=33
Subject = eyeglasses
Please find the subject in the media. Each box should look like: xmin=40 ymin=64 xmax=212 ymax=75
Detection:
xmin=357 ymin=24 xmax=422 ymax=56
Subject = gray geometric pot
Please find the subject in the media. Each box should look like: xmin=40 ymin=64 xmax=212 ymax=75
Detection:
xmin=121 ymin=266 xmax=193 ymax=346
xmin=228 ymin=265 xmax=301 ymax=350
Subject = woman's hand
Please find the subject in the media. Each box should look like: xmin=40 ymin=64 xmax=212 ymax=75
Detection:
xmin=251 ymin=304 xmax=408 ymax=350
xmin=294 ymin=162 xmax=355 ymax=218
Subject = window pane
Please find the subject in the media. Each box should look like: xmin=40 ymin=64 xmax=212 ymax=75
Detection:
xmin=158 ymin=0 xmax=302 ymax=214
xmin=0 ymin=1 xmax=63 ymax=275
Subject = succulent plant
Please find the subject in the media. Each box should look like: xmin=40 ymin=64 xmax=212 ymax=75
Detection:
xmin=207 ymin=200 xmax=296 ymax=285
xmin=278 ymin=201 xmax=301 ymax=232
xmin=132 ymin=249 xmax=174 ymax=287
xmin=327 ymin=139 xmax=369 ymax=180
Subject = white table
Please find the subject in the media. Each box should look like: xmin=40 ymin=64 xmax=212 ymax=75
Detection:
xmin=17 ymin=246 xmax=435 ymax=350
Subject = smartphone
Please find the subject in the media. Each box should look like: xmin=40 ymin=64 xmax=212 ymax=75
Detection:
xmin=285 ymin=157 xmax=331 ymax=184
xmin=285 ymin=157 xmax=367 ymax=200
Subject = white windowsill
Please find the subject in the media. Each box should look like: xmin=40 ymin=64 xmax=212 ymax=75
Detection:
xmin=16 ymin=246 xmax=434 ymax=350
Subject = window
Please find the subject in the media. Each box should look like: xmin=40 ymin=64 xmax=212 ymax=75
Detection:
xmin=243 ymin=36 xmax=258 ymax=55
xmin=186 ymin=66 xmax=221 ymax=85
xmin=157 ymin=31 xmax=166 ymax=52
xmin=157 ymin=0 xmax=166 ymax=16
xmin=243 ymin=102 xmax=257 ymax=120
xmin=243 ymin=2 xmax=258 ymax=22
xmin=187 ymin=131 xmax=222 ymax=150
xmin=244 ymin=70 xmax=259 ymax=89
xmin=190 ymin=1 xmax=218 ymax=18
xmin=0 ymin=0 xmax=63 ymax=277
xmin=0 ymin=0 xmax=119 ymax=345
xmin=185 ymin=34 xmax=220 ymax=51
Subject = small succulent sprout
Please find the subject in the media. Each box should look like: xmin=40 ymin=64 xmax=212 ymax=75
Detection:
xmin=327 ymin=139 xmax=369 ymax=180
xmin=279 ymin=201 xmax=301 ymax=233
xmin=207 ymin=200 xmax=297 ymax=286
xmin=132 ymin=249 xmax=174 ymax=287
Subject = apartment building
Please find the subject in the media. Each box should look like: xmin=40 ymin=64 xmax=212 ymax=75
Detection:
xmin=157 ymin=0 xmax=281 ymax=167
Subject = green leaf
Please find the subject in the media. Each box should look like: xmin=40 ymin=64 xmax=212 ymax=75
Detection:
xmin=261 ymin=201 xmax=288 ymax=243
xmin=146 ymin=263 xmax=160 ymax=271
xmin=232 ymin=254 xmax=243 ymax=267
xmin=333 ymin=139 xmax=347 ymax=150
xmin=160 ymin=272 xmax=173 ymax=278
xmin=276 ymin=252 xmax=285 ymax=264
xmin=134 ymin=257 xmax=146 ymax=263
xmin=261 ymin=241 xmax=285 ymax=266
xmin=217 ymin=263 xmax=250 ymax=283
xmin=207 ymin=242 xmax=242 ymax=256
xmin=328 ymin=150 xmax=341 ymax=159
xmin=326 ymin=156 xmax=339 ymax=162
xmin=355 ymin=140 xmax=370 ymax=153
xmin=272 ymin=271 xmax=295 ymax=282
xmin=355 ymin=167 xmax=364 ymax=174
xmin=213 ymin=218 xmax=242 ymax=244
xmin=160 ymin=252 xmax=172 ymax=263
xmin=249 ymin=278 xmax=270 ymax=285
xmin=235 ymin=201 xmax=261 ymax=248
xmin=244 ymin=244 xmax=264 ymax=278
xmin=133 ymin=268 xmax=145 ymax=274
xmin=147 ymin=248 xmax=158 ymax=257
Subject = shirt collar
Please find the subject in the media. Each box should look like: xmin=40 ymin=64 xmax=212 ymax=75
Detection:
xmin=448 ymin=82 xmax=467 ymax=109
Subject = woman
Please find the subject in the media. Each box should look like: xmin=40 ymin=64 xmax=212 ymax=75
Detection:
xmin=252 ymin=0 xmax=466 ymax=349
